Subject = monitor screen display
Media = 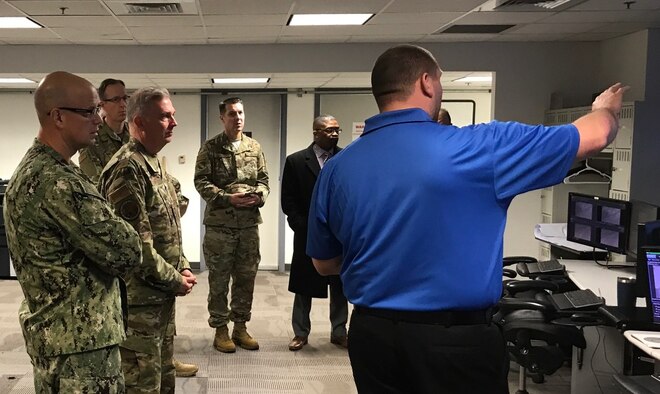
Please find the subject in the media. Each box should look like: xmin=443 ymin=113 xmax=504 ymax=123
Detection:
xmin=644 ymin=247 xmax=660 ymax=324
xmin=566 ymin=193 xmax=632 ymax=255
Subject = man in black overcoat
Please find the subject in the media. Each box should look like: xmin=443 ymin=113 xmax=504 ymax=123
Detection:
xmin=281 ymin=114 xmax=349 ymax=351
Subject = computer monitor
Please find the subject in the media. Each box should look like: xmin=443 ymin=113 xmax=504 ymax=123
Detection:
xmin=643 ymin=247 xmax=660 ymax=324
xmin=566 ymin=192 xmax=632 ymax=255
xmin=636 ymin=220 xmax=660 ymax=299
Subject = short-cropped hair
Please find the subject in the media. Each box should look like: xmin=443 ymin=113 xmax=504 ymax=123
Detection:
xmin=127 ymin=87 xmax=170 ymax=122
xmin=371 ymin=45 xmax=440 ymax=109
xmin=98 ymin=78 xmax=125 ymax=100
xmin=219 ymin=97 xmax=242 ymax=115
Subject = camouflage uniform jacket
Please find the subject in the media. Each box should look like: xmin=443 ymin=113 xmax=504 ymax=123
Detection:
xmin=99 ymin=139 xmax=190 ymax=306
xmin=79 ymin=120 xmax=130 ymax=184
xmin=2 ymin=139 xmax=141 ymax=358
xmin=194 ymin=132 xmax=269 ymax=228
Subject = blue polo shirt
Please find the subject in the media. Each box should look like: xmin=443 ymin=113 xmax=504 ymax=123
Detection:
xmin=306 ymin=108 xmax=579 ymax=311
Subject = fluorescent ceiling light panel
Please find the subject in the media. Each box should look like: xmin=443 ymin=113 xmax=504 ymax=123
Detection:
xmin=0 ymin=78 xmax=36 ymax=83
xmin=453 ymin=76 xmax=492 ymax=83
xmin=288 ymin=14 xmax=372 ymax=26
xmin=212 ymin=78 xmax=270 ymax=84
xmin=0 ymin=17 xmax=42 ymax=29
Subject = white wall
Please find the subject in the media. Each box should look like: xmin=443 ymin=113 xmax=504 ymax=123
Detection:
xmin=0 ymin=92 xmax=39 ymax=181
xmin=597 ymin=30 xmax=648 ymax=102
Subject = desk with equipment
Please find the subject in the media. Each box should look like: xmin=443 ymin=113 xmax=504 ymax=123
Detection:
xmin=533 ymin=193 xmax=660 ymax=393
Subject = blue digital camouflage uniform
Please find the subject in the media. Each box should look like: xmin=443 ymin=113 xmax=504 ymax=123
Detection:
xmin=99 ymin=138 xmax=189 ymax=394
xmin=79 ymin=121 xmax=130 ymax=184
xmin=194 ymin=132 xmax=269 ymax=328
xmin=2 ymin=139 xmax=142 ymax=394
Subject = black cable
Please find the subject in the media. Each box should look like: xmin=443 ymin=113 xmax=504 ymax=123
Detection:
xmin=600 ymin=327 xmax=619 ymax=373
xmin=593 ymin=248 xmax=632 ymax=269
xmin=589 ymin=326 xmax=605 ymax=394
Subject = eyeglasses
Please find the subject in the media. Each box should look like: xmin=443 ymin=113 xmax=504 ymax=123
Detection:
xmin=102 ymin=95 xmax=130 ymax=104
xmin=315 ymin=127 xmax=342 ymax=134
xmin=48 ymin=106 xmax=102 ymax=118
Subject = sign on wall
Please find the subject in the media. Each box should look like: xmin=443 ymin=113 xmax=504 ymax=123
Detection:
xmin=352 ymin=122 xmax=365 ymax=141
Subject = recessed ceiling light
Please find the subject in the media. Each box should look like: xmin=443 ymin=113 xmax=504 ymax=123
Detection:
xmin=0 ymin=17 xmax=42 ymax=29
xmin=212 ymin=78 xmax=270 ymax=84
xmin=288 ymin=14 xmax=373 ymax=26
xmin=0 ymin=78 xmax=37 ymax=83
xmin=453 ymin=76 xmax=492 ymax=83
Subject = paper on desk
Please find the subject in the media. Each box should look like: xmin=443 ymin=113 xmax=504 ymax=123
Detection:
xmin=534 ymin=223 xmax=602 ymax=252
xmin=534 ymin=223 xmax=566 ymax=238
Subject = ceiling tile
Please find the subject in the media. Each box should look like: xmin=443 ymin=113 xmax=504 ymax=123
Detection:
xmin=0 ymin=28 xmax=60 ymax=39
xmin=206 ymin=25 xmax=281 ymax=38
xmin=118 ymin=15 xmax=203 ymax=27
xmin=292 ymin=0 xmax=390 ymax=14
xmin=199 ymin=0 xmax=294 ymax=15
xmin=510 ymin=22 xmax=605 ymax=34
xmin=128 ymin=26 xmax=207 ymax=40
xmin=369 ymin=12 xmax=463 ymax=25
xmin=543 ymin=10 xmax=657 ymax=23
xmin=32 ymin=16 xmax=121 ymax=27
xmin=202 ymin=14 xmax=287 ymax=26
xmin=456 ymin=11 xmax=555 ymax=24
xmin=7 ymin=1 xmax=109 ymax=16
xmin=51 ymin=26 xmax=131 ymax=40
xmin=384 ymin=0 xmax=488 ymax=13
xmin=276 ymin=35 xmax=349 ymax=43
xmin=208 ymin=37 xmax=278 ymax=44
xmin=136 ymin=38 xmax=208 ymax=45
xmin=0 ymin=2 xmax=22 ymax=16
xmin=572 ymin=0 xmax=660 ymax=11
xmin=347 ymin=34 xmax=424 ymax=43
xmin=421 ymin=33 xmax=498 ymax=42
xmin=563 ymin=32 xmax=625 ymax=41
xmin=490 ymin=33 xmax=570 ymax=42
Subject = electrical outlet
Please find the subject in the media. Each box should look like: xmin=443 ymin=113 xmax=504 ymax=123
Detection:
xmin=178 ymin=155 xmax=185 ymax=164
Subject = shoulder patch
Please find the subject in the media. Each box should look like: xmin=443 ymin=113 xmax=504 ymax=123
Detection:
xmin=107 ymin=182 xmax=133 ymax=205
xmin=119 ymin=199 xmax=140 ymax=221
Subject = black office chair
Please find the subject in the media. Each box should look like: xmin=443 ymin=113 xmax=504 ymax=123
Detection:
xmin=496 ymin=269 xmax=588 ymax=394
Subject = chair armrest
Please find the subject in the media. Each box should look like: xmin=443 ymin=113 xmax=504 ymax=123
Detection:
xmin=506 ymin=279 xmax=559 ymax=295
xmin=498 ymin=297 xmax=553 ymax=313
xmin=503 ymin=255 xmax=538 ymax=267
xmin=503 ymin=268 xmax=517 ymax=278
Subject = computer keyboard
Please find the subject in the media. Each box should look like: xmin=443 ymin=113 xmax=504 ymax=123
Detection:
xmin=537 ymin=259 xmax=564 ymax=273
xmin=565 ymin=289 xmax=603 ymax=308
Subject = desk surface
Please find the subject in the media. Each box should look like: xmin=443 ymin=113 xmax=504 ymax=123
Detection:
xmin=560 ymin=259 xmax=641 ymax=307
xmin=624 ymin=330 xmax=660 ymax=360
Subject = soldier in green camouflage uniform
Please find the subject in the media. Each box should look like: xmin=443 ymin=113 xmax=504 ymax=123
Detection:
xmin=2 ymin=71 xmax=142 ymax=393
xmin=99 ymin=87 xmax=197 ymax=394
xmin=194 ymin=97 xmax=269 ymax=353
xmin=79 ymin=78 xmax=130 ymax=183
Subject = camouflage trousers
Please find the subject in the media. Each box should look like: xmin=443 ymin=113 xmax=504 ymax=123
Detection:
xmin=31 ymin=345 xmax=123 ymax=394
xmin=120 ymin=300 xmax=176 ymax=394
xmin=204 ymin=225 xmax=260 ymax=328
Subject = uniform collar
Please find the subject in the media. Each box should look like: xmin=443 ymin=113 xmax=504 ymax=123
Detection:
xmin=131 ymin=138 xmax=161 ymax=174
xmin=33 ymin=138 xmax=69 ymax=165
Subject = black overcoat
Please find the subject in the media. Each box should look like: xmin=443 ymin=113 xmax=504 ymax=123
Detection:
xmin=281 ymin=143 xmax=342 ymax=298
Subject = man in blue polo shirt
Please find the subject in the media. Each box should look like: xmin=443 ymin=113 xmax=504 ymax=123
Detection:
xmin=307 ymin=44 xmax=627 ymax=393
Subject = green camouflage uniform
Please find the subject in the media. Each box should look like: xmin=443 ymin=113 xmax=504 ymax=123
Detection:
xmin=79 ymin=121 xmax=130 ymax=184
xmin=194 ymin=132 xmax=269 ymax=328
xmin=99 ymin=138 xmax=189 ymax=394
xmin=2 ymin=139 xmax=142 ymax=394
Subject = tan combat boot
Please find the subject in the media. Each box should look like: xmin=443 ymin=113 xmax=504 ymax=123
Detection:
xmin=173 ymin=358 xmax=199 ymax=377
xmin=232 ymin=322 xmax=259 ymax=350
xmin=213 ymin=325 xmax=236 ymax=353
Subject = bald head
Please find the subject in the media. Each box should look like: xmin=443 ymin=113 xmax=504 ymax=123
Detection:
xmin=34 ymin=71 xmax=97 ymax=123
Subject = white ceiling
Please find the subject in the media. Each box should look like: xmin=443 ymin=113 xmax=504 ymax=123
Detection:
xmin=0 ymin=0 xmax=659 ymax=89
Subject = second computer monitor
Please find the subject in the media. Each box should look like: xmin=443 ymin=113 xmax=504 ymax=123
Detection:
xmin=566 ymin=192 xmax=632 ymax=255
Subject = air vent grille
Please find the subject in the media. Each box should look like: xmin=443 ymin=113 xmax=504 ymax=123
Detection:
xmin=125 ymin=3 xmax=183 ymax=14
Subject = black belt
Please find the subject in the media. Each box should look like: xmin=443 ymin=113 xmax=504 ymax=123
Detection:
xmin=354 ymin=306 xmax=493 ymax=326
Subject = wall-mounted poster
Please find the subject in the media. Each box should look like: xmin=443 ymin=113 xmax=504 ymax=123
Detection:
xmin=352 ymin=122 xmax=365 ymax=141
